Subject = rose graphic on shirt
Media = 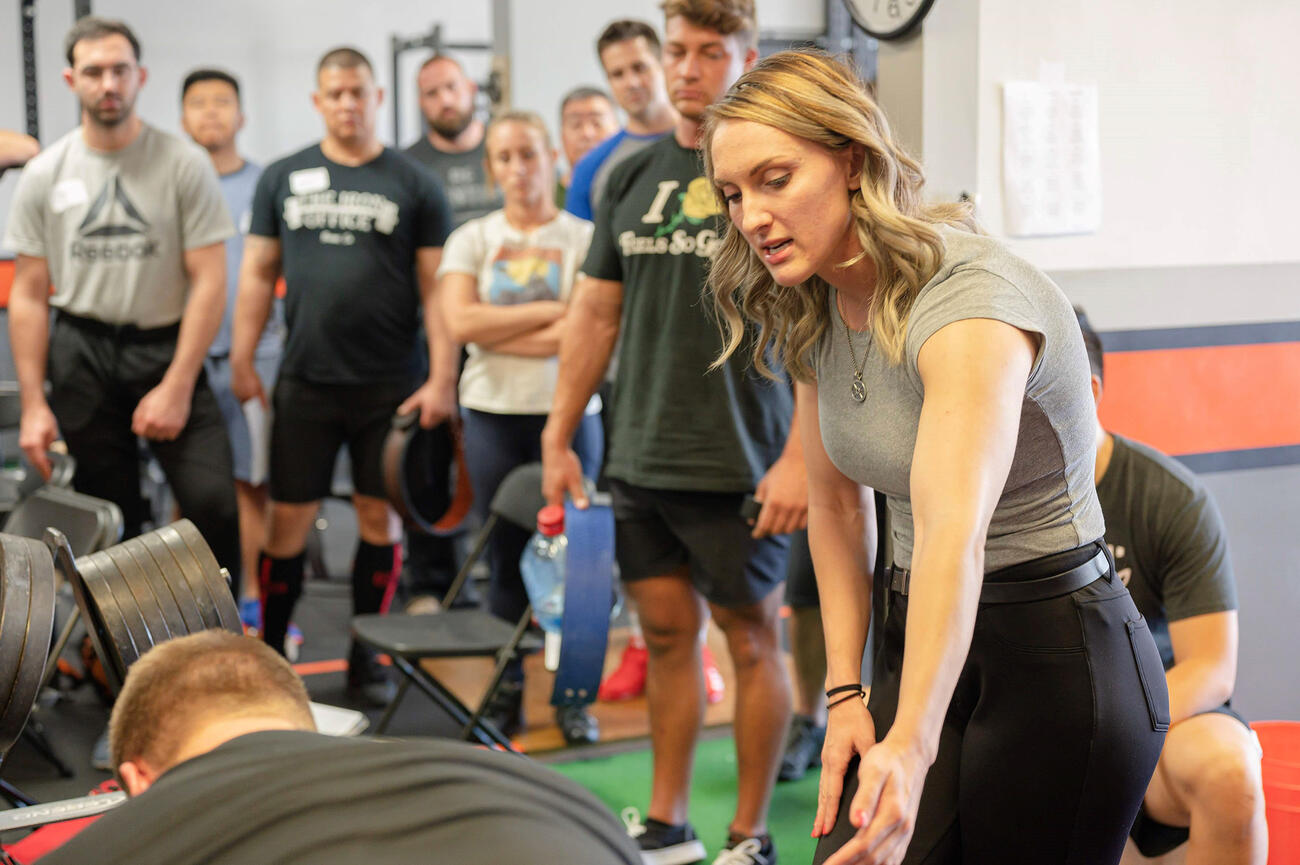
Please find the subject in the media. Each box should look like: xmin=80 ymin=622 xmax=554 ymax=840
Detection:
xmin=654 ymin=176 xmax=721 ymax=237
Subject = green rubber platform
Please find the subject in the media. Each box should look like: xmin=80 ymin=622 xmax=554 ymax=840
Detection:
xmin=554 ymin=736 xmax=820 ymax=863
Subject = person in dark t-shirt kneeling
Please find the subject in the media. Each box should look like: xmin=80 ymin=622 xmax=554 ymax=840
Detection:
xmin=230 ymin=46 xmax=456 ymax=705
xmin=1077 ymin=310 xmax=1267 ymax=865
xmin=39 ymin=631 xmax=641 ymax=865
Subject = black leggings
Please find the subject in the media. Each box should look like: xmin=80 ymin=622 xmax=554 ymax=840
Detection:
xmin=814 ymin=542 xmax=1169 ymax=865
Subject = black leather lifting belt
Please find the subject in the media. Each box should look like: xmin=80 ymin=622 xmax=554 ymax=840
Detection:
xmin=887 ymin=547 xmax=1109 ymax=605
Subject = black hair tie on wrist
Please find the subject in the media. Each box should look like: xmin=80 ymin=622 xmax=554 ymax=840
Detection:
xmin=825 ymin=683 xmax=865 ymax=698
xmin=827 ymin=690 xmax=866 ymax=711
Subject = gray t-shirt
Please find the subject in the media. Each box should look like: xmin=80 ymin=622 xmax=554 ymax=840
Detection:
xmin=813 ymin=226 xmax=1103 ymax=571
xmin=1096 ymin=434 xmax=1236 ymax=669
xmin=3 ymin=124 xmax=233 ymax=327
xmin=404 ymin=135 xmax=502 ymax=227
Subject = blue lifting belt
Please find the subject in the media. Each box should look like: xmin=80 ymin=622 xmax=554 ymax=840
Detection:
xmin=552 ymin=494 xmax=615 ymax=707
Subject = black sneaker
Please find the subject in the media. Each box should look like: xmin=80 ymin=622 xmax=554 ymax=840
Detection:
xmin=778 ymin=714 xmax=826 ymax=781
xmin=345 ymin=643 xmax=396 ymax=707
xmin=622 ymin=808 xmax=707 ymax=865
xmin=481 ymin=679 xmax=524 ymax=739
xmin=713 ymin=832 xmax=776 ymax=865
xmin=555 ymin=703 xmax=600 ymax=745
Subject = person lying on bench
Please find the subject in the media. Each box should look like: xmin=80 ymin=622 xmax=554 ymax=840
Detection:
xmin=42 ymin=631 xmax=640 ymax=865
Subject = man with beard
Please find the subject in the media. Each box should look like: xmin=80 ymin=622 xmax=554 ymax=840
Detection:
xmin=401 ymin=53 xmax=502 ymax=612
xmin=405 ymin=54 xmax=502 ymax=226
xmin=4 ymin=18 xmax=240 ymax=577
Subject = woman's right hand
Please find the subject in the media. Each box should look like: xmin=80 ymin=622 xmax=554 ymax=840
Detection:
xmin=814 ymin=696 xmax=877 ymax=838
xmin=230 ymin=361 xmax=265 ymax=407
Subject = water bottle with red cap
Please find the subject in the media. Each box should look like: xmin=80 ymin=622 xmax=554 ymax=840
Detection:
xmin=520 ymin=504 xmax=567 ymax=669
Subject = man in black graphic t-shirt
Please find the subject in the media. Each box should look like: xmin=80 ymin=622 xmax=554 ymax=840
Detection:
xmin=542 ymin=3 xmax=802 ymax=862
xmin=231 ymin=46 xmax=455 ymax=705
xmin=1076 ymin=312 xmax=1266 ymax=865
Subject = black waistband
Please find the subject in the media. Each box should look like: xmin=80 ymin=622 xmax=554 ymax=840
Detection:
xmin=888 ymin=541 xmax=1111 ymax=605
xmin=56 ymin=311 xmax=180 ymax=343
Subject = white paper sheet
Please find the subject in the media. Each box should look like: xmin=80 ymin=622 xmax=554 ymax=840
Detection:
xmin=1002 ymin=80 xmax=1102 ymax=237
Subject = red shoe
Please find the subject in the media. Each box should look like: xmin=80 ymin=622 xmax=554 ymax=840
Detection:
xmin=702 ymin=645 xmax=726 ymax=705
xmin=599 ymin=642 xmax=648 ymax=701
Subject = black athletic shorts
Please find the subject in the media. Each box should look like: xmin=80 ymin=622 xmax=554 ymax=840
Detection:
xmin=269 ymin=375 xmax=412 ymax=503
xmin=784 ymin=529 xmax=819 ymax=609
xmin=1128 ymin=703 xmax=1251 ymax=857
xmin=608 ymin=478 xmax=788 ymax=608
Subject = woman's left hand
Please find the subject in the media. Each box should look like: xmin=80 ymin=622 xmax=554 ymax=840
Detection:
xmin=821 ymin=735 xmax=930 ymax=865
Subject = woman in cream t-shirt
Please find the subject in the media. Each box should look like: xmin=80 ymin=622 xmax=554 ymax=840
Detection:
xmin=439 ymin=110 xmax=602 ymax=744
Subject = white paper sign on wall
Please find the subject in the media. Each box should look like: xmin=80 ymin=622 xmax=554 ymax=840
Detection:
xmin=1002 ymin=80 xmax=1101 ymax=237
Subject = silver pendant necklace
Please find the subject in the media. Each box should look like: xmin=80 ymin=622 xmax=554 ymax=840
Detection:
xmin=838 ymin=294 xmax=871 ymax=404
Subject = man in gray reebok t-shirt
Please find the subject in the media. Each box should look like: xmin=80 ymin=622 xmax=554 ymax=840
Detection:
xmin=1076 ymin=311 xmax=1265 ymax=864
xmin=3 ymin=18 xmax=239 ymax=577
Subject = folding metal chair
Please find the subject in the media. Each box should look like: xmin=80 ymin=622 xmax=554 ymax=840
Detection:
xmin=351 ymin=462 xmax=545 ymax=750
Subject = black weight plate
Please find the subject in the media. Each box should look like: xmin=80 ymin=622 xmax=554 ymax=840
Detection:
xmin=136 ymin=531 xmax=207 ymax=636
xmin=172 ymin=520 xmax=240 ymax=633
xmin=64 ymin=547 xmax=122 ymax=694
xmin=0 ymin=541 xmax=33 ymax=752
xmin=104 ymin=544 xmax=172 ymax=650
xmin=121 ymin=537 xmax=191 ymax=639
xmin=0 ymin=538 xmax=55 ymax=755
xmin=154 ymin=524 xmax=223 ymax=631
xmin=0 ymin=540 xmax=32 ymax=755
xmin=86 ymin=550 xmax=157 ymax=663
xmin=78 ymin=556 xmax=139 ymax=684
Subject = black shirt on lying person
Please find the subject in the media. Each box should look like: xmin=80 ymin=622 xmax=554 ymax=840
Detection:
xmin=41 ymin=730 xmax=640 ymax=865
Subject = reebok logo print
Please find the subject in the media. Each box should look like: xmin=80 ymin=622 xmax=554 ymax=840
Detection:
xmin=71 ymin=176 xmax=158 ymax=260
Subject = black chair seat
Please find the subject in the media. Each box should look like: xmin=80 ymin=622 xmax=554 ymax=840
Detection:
xmin=353 ymin=610 xmax=542 ymax=658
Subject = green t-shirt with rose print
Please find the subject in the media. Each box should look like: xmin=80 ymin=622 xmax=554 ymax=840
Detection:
xmin=582 ymin=136 xmax=792 ymax=492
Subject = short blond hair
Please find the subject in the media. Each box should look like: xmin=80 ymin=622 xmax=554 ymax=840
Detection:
xmin=109 ymin=631 xmax=314 ymax=776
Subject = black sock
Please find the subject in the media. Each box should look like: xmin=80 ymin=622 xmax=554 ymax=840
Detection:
xmin=352 ymin=541 xmax=400 ymax=616
xmin=259 ymin=552 xmax=304 ymax=657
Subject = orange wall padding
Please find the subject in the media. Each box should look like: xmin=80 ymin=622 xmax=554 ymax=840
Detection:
xmin=0 ymin=259 xmax=284 ymax=305
xmin=0 ymin=259 xmax=12 ymax=307
xmin=1099 ymin=343 xmax=1300 ymax=456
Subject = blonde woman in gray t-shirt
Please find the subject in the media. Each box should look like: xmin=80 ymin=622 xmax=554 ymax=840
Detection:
xmin=704 ymin=52 xmax=1168 ymax=865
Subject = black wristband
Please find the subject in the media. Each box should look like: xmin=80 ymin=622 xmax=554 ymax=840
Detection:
xmin=827 ymin=690 xmax=865 ymax=711
xmin=825 ymin=683 xmax=864 ymax=698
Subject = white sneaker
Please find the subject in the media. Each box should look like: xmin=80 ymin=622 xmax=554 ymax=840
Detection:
xmin=622 ymin=808 xmax=707 ymax=865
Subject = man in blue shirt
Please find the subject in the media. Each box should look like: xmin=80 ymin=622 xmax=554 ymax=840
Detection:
xmin=181 ymin=68 xmax=286 ymax=641
xmin=564 ymin=20 xmax=677 ymax=221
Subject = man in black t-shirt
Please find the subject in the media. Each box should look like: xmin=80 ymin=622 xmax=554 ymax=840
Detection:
xmin=1077 ymin=311 xmax=1266 ymax=865
xmin=231 ymin=47 xmax=456 ymax=705
xmin=542 ymin=3 xmax=802 ymax=863
xmin=40 ymin=631 xmax=640 ymax=865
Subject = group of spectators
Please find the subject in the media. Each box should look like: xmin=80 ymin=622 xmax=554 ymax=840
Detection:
xmin=0 ymin=1 xmax=1271 ymax=864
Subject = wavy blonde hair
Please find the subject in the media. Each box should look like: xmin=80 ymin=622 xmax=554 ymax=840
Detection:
xmin=702 ymin=50 xmax=977 ymax=380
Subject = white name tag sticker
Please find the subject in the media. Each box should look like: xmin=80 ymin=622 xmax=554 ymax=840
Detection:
xmin=238 ymin=209 xmax=252 ymax=235
xmin=288 ymin=167 xmax=330 ymax=195
xmin=50 ymin=179 xmax=88 ymax=214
